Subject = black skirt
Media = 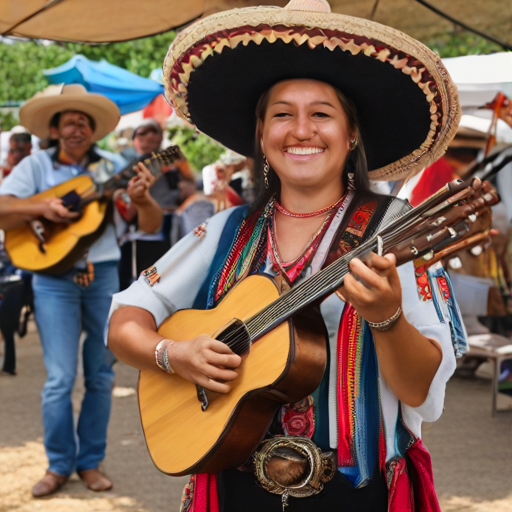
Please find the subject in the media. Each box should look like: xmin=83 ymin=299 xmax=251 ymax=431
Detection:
xmin=217 ymin=467 xmax=388 ymax=512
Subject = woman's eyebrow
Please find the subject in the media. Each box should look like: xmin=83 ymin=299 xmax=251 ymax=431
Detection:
xmin=270 ymin=100 xmax=337 ymax=108
xmin=270 ymin=101 xmax=292 ymax=106
xmin=310 ymin=101 xmax=336 ymax=108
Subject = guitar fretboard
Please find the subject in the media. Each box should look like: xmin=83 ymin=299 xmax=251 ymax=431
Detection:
xmin=241 ymin=179 xmax=473 ymax=342
xmin=100 ymin=146 xmax=181 ymax=193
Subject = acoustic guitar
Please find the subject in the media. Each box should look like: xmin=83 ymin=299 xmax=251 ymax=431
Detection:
xmin=4 ymin=146 xmax=181 ymax=274
xmin=138 ymin=178 xmax=498 ymax=476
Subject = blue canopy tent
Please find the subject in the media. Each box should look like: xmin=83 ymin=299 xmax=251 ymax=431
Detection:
xmin=43 ymin=55 xmax=164 ymax=115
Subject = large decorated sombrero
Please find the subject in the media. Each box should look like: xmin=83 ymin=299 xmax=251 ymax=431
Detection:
xmin=164 ymin=0 xmax=460 ymax=180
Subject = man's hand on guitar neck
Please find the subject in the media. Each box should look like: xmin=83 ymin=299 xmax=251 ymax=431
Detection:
xmin=127 ymin=162 xmax=157 ymax=206
xmin=121 ymin=162 xmax=163 ymax=234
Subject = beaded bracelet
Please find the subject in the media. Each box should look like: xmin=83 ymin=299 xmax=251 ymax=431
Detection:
xmin=367 ymin=306 xmax=402 ymax=332
xmin=155 ymin=339 xmax=175 ymax=374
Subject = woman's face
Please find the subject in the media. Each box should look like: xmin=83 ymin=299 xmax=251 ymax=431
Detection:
xmin=260 ymin=79 xmax=352 ymax=193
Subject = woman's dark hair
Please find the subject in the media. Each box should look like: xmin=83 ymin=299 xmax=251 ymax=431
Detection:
xmin=250 ymin=81 xmax=371 ymax=213
xmin=49 ymin=110 xmax=97 ymax=132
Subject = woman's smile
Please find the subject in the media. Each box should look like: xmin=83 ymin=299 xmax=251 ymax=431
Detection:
xmin=284 ymin=145 xmax=326 ymax=160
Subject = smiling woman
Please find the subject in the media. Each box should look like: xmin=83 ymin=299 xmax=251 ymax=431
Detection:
xmin=107 ymin=1 xmax=464 ymax=511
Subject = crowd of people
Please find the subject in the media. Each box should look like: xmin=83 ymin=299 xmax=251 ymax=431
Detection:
xmin=0 ymin=0 xmax=511 ymax=510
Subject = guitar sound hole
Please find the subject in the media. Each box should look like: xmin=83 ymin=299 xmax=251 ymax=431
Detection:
xmin=216 ymin=319 xmax=251 ymax=356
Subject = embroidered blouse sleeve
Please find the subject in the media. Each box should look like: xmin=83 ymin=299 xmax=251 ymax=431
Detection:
xmin=398 ymin=261 xmax=464 ymax=424
xmin=109 ymin=207 xmax=236 ymax=327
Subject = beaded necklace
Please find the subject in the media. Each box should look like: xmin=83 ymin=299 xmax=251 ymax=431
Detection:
xmin=275 ymin=194 xmax=346 ymax=218
xmin=269 ymin=192 xmax=348 ymax=284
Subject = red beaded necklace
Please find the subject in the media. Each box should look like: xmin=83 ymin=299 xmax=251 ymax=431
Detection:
xmin=275 ymin=193 xmax=347 ymax=218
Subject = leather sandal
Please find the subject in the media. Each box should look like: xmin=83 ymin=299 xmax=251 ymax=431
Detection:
xmin=78 ymin=468 xmax=113 ymax=492
xmin=31 ymin=470 xmax=68 ymax=498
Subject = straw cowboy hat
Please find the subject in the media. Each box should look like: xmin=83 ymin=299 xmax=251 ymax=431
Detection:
xmin=20 ymin=84 xmax=120 ymax=142
xmin=163 ymin=0 xmax=461 ymax=181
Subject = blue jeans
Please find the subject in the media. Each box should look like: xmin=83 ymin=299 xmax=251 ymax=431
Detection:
xmin=33 ymin=261 xmax=119 ymax=476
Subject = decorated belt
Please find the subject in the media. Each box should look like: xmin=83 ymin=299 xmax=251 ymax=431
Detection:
xmin=253 ymin=436 xmax=336 ymax=509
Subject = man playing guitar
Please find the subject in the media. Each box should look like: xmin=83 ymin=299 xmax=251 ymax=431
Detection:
xmin=0 ymin=84 xmax=162 ymax=497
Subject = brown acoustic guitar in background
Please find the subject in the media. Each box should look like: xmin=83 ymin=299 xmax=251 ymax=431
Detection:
xmin=138 ymin=178 xmax=498 ymax=476
xmin=4 ymin=146 xmax=181 ymax=275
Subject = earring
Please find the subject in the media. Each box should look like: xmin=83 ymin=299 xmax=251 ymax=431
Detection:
xmin=349 ymin=138 xmax=358 ymax=151
xmin=347 ymin=172 xmax=356 ymax=191
xmin=263 ymin=155 xmax=270 ymax=189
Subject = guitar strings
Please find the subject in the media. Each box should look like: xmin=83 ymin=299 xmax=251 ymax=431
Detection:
xmin=216 ymin=187 xmax=478 ymax=351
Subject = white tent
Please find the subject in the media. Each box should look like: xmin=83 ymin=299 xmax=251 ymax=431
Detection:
xmin=441 ymin=52 xmax=512 ymax=143
xmin=443 ymin=52 xmax=512 ymax=110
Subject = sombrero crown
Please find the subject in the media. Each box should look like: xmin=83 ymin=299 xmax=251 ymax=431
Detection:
xmin=164 ymin=0 xmax=460 ymax=180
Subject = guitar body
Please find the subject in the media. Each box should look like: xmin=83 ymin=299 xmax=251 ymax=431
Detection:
xmin=5 ymin=175 xmax=108 ymax=274
xmin=138 ymin=274 xmax=327 ymax=476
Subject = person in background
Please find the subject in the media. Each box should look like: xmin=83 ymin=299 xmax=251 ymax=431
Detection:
xmin=202 ymin=157 xmax=246 ymax=212
xmin=118 ymin=118 xmax=196 ymax=290
xmin=0 ymin=84 xmax=162 ymax=498
xmin=1 ymin=131 xmax=32 ymax=180
xmin=219 ymin=150 xmax=254 ymax=203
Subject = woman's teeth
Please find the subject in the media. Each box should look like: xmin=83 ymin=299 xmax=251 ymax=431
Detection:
xmin=285 ymin=147 xmax=324 ymax=155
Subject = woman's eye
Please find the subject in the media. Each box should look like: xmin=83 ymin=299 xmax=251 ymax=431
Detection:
xmin=273 ymin=112 xmax=291 ymax=118
xmin=313 ymin=112 xmax=329 ymax=118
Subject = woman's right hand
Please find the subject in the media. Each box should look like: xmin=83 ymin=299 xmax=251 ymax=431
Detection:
xmin=168 ymin=335 xmax=242 ymax=394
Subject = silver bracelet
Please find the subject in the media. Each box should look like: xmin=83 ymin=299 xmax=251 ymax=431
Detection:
xmin=155 ymin=339 xmax=175 ymax=374
xmin=366 ymin=306 xmax=402 ymax=332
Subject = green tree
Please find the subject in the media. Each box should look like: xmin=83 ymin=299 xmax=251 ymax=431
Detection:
xmin=424 ymin=31 xmax=503 ymax=58
xmin=168 ymin=126 xmax=225 ymax=172
xmin=0 ymin=111 xmax=18 ymax=131
xmin=0 ymin=31 xmax=176 ymax=103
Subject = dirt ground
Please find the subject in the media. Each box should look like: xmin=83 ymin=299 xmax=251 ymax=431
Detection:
xmin=1 ymin=324 xmax=511 ymax=512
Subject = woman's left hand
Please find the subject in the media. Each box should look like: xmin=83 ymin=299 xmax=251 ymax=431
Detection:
xmin=127 ymin=162 xmax=156 ymax=205
xmin=342 ymin=252 xmax=402 ymax=324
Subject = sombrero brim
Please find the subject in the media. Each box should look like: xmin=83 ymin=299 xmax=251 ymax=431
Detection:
xmin=19 ymin=93 xmax=120 ymax=142
xmin=164 ymin=6 xmax=461 ymax=181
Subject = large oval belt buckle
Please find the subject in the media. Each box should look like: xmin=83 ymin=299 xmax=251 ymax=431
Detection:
xmin=253 ymin=436 xmax=336 ymax=508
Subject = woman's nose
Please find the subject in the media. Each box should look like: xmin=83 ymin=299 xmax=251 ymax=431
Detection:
xmin=290 ymin=114 xmax=316 ymax=141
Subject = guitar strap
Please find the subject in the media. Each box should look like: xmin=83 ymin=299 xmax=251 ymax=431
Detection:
xmin=322 ymin=192 xmax=396 ymax=269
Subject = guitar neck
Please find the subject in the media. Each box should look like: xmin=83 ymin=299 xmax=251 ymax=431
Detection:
xmin=85 ymin=146 xmax=182 ymax=202
xmin=245 ymin=235 xmax=377 ymax=340
xmin=245 ymin=178 xmax=498 ymax=341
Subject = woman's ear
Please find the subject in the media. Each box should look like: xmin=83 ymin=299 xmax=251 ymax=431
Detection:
xmin=260 ymin=139 xmax=266 ymax=155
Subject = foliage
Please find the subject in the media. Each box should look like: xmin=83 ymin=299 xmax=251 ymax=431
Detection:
xmin=65 ymin=32 xmax=176 ymax=80
xmin=168 ymin=125 xmax=225 ymax=172
xmin=425 ymin=30 xmax=503 ymax=58
xmin=0 ymin=111 xmax=18 ymax=131
xmin=0 ymin=31 xmax=176 ymax=104
xmin=0 ymin=41 xmax=72 ymax=102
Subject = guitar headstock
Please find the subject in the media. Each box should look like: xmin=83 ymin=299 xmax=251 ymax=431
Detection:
xmin=142 ymin=145 xmax=183 ymax=170
xmin=381 ymin=179 xmax=499 ymax=267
